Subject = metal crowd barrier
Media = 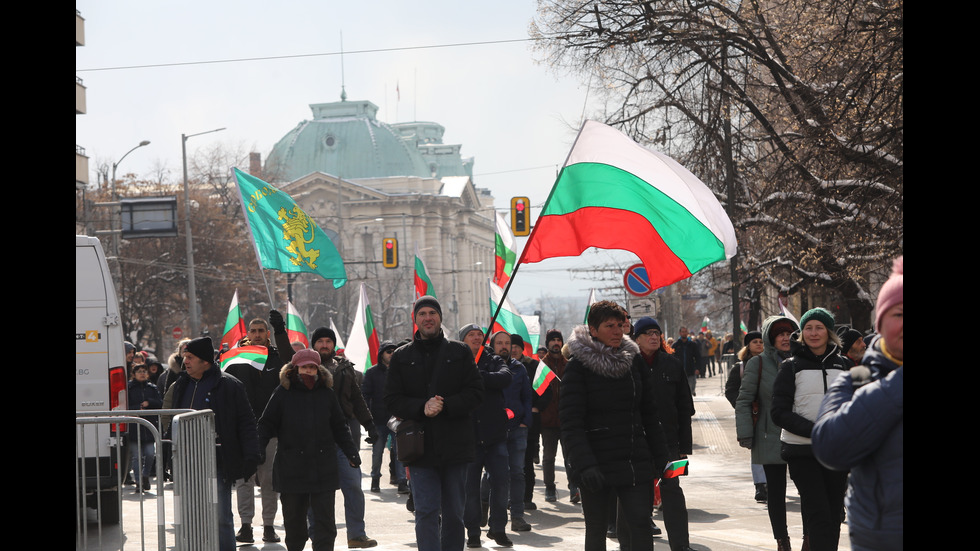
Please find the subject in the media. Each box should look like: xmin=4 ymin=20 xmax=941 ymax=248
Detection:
xmin=75 ymin=409 xmax=217 ymax=551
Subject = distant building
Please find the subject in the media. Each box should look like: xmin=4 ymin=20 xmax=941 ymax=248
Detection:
xmin=256 ymin=97 xmax=496 ymax=344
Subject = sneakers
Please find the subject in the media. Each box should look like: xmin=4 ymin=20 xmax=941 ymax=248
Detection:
xmin=487 ymin=531 xmax=513 ymax=547
xmin=347 ymin=535 xmax=378 ymax=548
xmin=511 ymin=517 xmax=532 ymax=532
xmin=406 ymin=492 xmax=415 ymax=512
xmin=370 ymin=477 xmax=381 ymax=493
xmin=524 ymin=501 xmax=537 ymax=510
xmin=235 ymin=525 xmax=254 ymax=544
xmin=262 ymin=526 xmax=280 ymax=543
xmin=397 ymin=480 xmax=410 ymax=494
xmin=544 ymin=486 xmax=557 ymax=502
xmin=570 ymin=488 xmax=581 ymax=504
xmin=467 ymin=532 xmax=482 ymax=548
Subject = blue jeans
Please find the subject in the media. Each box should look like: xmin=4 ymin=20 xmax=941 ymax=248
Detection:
xmin=465 ymin=440 xmax=509 ymax=533
xmin=335 ymin=419 xmax=366 ymax=538
xmin=217 ymin=467 xmax=235 ymax=551
xmin=409 ymin=462 xmax=468 ymax=551
xmin=128 ymin=438 xmax=155 ymax=479
xmin=505 ymin=427 xmax=527 ymax=519
xmin=371 ymin=421 xmax=405 ymax=482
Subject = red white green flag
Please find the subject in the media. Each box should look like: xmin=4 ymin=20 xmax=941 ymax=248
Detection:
xmin=519 ymin=120 xmax=737 ymax=290
xmin=530 ymin=362 xmax=557 ymax=396
xmin=662 ymin=459 xmax=690 ymax=479
xmin=414 ymin=243 xmax=436 ymax=299
xmin=329 ymin=318 xmax=346 ymax=355
xmin=220 ymin=290 xmax=246 ymax=352
xmin=219 ymin=345 xmax=268 ymax=372
xmin=521 ymin=313 xmax=540 ymax=357
xmin=701 ymin=316 xmax=710 ymax=333
xmin=488 ymin=280 xmax=534 ymax=358
xmin=345 ymin=283 xmax=379 ymax=373
xmin=286 ymin=300 xmax=309 ymax=348
xmin=494 ymin=211 xmax=517 ymax=287
xmin=583 ymin=288 xmax=598 ymax=324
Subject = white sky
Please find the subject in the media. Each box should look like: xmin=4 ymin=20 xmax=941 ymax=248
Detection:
xmin=76 ymin=0 xmax=639 ymax=309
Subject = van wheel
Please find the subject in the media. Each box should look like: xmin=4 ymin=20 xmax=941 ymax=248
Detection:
xmin=99 ymin=489 xmax=120 ymax=525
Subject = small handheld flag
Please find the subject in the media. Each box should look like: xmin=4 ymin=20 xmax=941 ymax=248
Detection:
xmin=220 ymin=345 xmax=269 ymax=372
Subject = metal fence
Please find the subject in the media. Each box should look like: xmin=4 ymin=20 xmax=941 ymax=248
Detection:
xmin=75 ymin=409 xmax=217 ymax=551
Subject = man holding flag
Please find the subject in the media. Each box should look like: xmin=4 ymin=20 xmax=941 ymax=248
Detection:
xmin=223 ymin=310 xmax=295 ymax=545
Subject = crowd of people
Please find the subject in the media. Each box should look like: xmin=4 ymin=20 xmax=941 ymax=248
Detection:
xmin=117 ymin=257 xmax=901 ymax=551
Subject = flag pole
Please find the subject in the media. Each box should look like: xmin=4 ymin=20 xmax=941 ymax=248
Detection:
xmin=233 ymin=166 xmax=278 ymax=310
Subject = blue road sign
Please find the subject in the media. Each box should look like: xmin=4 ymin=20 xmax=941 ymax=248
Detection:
xmin=624 ymin=264 xmax=653 ymax=297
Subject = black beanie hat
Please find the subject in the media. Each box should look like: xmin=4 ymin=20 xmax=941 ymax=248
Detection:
xmin=743 ymin=331 xmax=762 ymax=347
xmin=185 ymin=336 xmax=215 ymax=364
xmin=545 ymin=329 xmax=563 ymax=343
xmin=838 ymin=328 xmax=862 ymax=354
xmin=509 ymin=334 xmax=525 ymax=348
xmin=310 ymin=327 xmax=336 ymax=347
xmin=414 ymin=295 xmax=442 ymax=319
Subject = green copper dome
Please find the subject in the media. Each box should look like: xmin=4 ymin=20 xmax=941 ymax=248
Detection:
xmin=265 ymin=99 xmax=473 ymax=182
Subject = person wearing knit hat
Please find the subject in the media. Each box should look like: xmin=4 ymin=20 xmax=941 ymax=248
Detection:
xmin=771 ymin=308 xmax=850 ymax=551
xmin=414 ymin=295 xmax=442 ymax=320
xmin=362 ymin=339 xmax=409 ymax=495
xmin=835 ymin=327 xmax=866 ymax=366
xmin=812 ymin=257 xmax=903 ymax=550
xmin=725 ymin=330 xmax=767 ymax=504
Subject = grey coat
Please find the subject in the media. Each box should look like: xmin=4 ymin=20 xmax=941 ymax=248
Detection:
xmin=735 ymin=315 xmax=799 ymax=465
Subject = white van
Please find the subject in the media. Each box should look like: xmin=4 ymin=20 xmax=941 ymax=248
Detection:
xmin=76 ymin=235 xmax=128 ymax=524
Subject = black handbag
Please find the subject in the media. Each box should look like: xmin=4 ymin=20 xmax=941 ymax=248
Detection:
xmin=395 ymin=419 xmax=425 ymax=463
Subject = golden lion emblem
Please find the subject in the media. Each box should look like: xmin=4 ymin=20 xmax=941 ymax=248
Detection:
xmin=278 ymin=206 xmax=321 ymax=269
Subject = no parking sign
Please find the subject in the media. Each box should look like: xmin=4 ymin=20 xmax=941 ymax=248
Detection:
xmin=624 ymin=264 xmax=653 ymax=297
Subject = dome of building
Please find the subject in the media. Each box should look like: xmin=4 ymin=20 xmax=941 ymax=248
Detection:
xmin=264 ymin=98 xmax=472 ymax=182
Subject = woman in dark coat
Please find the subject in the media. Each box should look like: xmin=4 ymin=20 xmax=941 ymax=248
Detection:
xmin=127 ymin=363 xmax=162 ymax=492
xmin=257 ymin=349 xmax=360 ymax=551
xmin=771 ymin=308 xmax=849 ymax=551
xmin=559 ymin=301 xmax=668 ymax=551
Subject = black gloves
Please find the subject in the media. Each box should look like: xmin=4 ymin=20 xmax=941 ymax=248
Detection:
xmin=269 ymin=310 xmax=286 ymax=334
xmin=348 ymin=454 xmax=362 ymax=468
xmin=366 ymin=425 xmax=379 ymax=445
xmin=579 ymin=466 xmax=605 ymax=493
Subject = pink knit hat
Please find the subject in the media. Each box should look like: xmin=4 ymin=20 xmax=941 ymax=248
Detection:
xmin=875 ymin=256 xmax=903 ymax=330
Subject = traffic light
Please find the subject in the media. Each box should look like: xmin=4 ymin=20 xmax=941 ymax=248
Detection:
xmin=382 ymin=237 xmax=398 ymax=268
xmin=511 ymin=196 xmax=530 ymax=236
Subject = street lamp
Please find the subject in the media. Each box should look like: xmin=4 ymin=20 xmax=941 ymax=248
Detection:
xmin=182 ymin=127 xmax=226 ymax=337
xmin=109 ymin=140 xmax=151 ymax=279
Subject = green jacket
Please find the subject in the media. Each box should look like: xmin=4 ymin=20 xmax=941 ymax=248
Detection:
xmin=734 ymin=315 xmax=799 ymax=465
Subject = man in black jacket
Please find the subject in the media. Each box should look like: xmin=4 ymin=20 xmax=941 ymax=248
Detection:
xmin=672 ymin=326 xmax=701 ymax=396
xmin=384 ymin=296 xmax=485 ymax=551
xmin=172 ymin=336 xmax=260 ymax=551
xmin=634 ymin=317 xmax=696 ymax=551
xmin=226 ymin=311 xmax=295 ymax=545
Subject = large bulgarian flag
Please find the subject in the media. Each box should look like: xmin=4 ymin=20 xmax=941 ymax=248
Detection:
xmin=494 ymin=211 xmax=517 ymax=287
xmin=414 ymin=243 xmax=436 ymax=300
xmin=344 ymin=283 xmax=380 ymax=373
xmin=488 ymin=280 xmax=535 ymax=359
xmin=219 ymin=345 xmax=268 ymax=372
xmin=519 ymin=121 xmax=737 ymax=290
xmin=286 ymin=300 xmax=309 ymax=348
xmin=220 ymin=290 xmax=246 ymax=352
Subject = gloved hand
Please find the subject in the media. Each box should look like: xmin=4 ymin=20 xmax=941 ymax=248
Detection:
xmin=579 ymin=466 xmax=605 ymax=493
xmin=738 ymin=437 xmax=754 ymax=449
xmin=269 ymin=310 xmax=286 ymax=334
xmin=348 ymin=454 xmax=362 ymax=468
xmin=366 ymin=425 xmax=379 ymax=445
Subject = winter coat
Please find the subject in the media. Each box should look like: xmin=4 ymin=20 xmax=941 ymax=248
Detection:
xmin=326 ymin=355 xmax=374 ymax=429
xmin=384 ymin=330 xmax=485 ymax=467
xmin=361 ymin=361 xmax=391 ymax=424
xmin=770 ymin=339 xmax=848 ymax=459
xmin=671 ymin=337 xmax=701 ymax=376
xmin=812 ymin=336 xmax=903 ymax=550
xmin=503 ymin=358 xmax=533 ymax=430
xmin=169 ymin=365 xmax=260 ymax=482
xmin=559 ymin=325 xmax=669 ymax=488
xmin=471 ymin=348 xmax=512 ymax=446
xmin=539 ymin=352 xmax=567 ymax=428
xmin=257 ymin=362 xmax=358 ymax=494
xmin=127 ymin=379 xmax=163 ymax=441
xmin=735 ymin=315 xmax=799 ymax=465
xmin=636 ymin=350 xmax=695 ymax=456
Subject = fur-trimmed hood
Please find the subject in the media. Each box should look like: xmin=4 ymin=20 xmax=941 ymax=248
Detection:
xmin=566 ymin=325 xmax=640 ymax=378
xmin=279 ymin=362 xmax=334 ymax=390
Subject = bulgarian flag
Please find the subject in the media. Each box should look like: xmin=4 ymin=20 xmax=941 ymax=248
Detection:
xmin=414 ymin=243 xmax=436 ymax=299
xmin=662 ymin=458 xmax=690 ymax=479
xmin=583 ymin=288 xmax=598 ymax=324
xmin=522 ymin=314 xmax=540 ymax=358
xmin=329 ymin=318 xmax=346 ymax=355
xmin=701 ymin=316 xmax=710 ymax=333
xmin=286 ymin=300 xmax=309 ymax=348
xmin=518 ymin=120 xmax=737 ymax=290
xmin=530 ymin=362 xmax=558 ymax=396
xmin=488 ymin=280 xmax=535 ymax=359
xmin=220 ymin=290 xmax=246 ymax=352
xmin=344 ymin=283 xmax=379 ymax=373
xmin=494 ymin=211 xmax=517 ymax=287
xmin=219 ymin=345 xmax=268 ymax=372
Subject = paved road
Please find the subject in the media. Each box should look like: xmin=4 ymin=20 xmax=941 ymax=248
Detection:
xmin=80 ymin=372 xmax=851 ymax=550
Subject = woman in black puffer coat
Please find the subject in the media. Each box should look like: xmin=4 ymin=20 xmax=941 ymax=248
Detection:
xmin=559 ymin=301 xmax=668 ymax=551
xmin=257 ymin=349 xmax=360 ymax=551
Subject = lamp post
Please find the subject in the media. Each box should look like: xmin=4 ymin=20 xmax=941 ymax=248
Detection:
xmin=182 ymin=127 xmax=225 ymax=337
xmin=109 ymin=140 xmax=151 ymax=269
